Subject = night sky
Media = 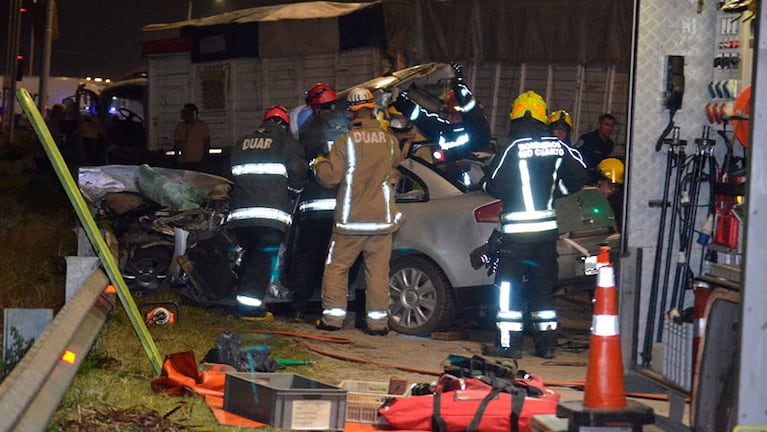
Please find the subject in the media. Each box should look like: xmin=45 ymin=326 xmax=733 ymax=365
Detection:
xmin=1 ymin=0 xmax=348 ymax=80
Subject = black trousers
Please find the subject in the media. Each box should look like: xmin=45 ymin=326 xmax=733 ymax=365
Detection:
xmin=232 ymin=226 xmax=285 ymax=299
xmin=493 ymin=240 xmax=559 ymax=326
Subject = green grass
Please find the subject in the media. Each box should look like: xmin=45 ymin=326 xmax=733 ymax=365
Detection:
xmin=49 ymin=295 xmax=342 ymax=431
xmin=0 ymin=163 xmax=365 ymax=431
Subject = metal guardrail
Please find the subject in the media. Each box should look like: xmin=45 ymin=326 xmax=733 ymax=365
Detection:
xmin=0 ymin=270 xmax=112 ymax=432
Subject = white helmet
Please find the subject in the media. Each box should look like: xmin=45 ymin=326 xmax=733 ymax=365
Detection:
xmin=347 ymin=87 xmax=375 ymax=112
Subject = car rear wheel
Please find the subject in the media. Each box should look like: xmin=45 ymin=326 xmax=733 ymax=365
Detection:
xmin=388 ymin=256 xmax=455 ymax=336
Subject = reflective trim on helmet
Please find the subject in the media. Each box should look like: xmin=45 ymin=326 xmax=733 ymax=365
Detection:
xmin=367 ymin=311 xmax=388 ymax=320
xmin=227 ymin=207 xmax=292 ymax=225
xmin=323 ymin=308 xmax=347 ymax=318
xmin=288 ymin=185 xmax=304 ymax=194
xmin=591 ymin=315 xmax=620 ymax=336
xmin=232 ymin=163 xmax=288 ymax=177
xmin=501 ymin=220 xmax=558 ymax=234
xmin=299 ymin=199 xmax=336 ymax=212
xmin=502 ymin=209 xmax=556 ymax=222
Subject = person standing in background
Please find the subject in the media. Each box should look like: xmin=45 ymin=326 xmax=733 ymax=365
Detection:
xmin=174 ymin=103 xmax=211 ymax=171
xmin=548 ymin=110 xmax=573 ymax=144
xmin=575 ymin=113 xmax=616 ymax=171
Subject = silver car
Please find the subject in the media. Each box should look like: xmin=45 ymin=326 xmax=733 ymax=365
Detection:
xmin=387 ymin=156 xmax=620 ymax=335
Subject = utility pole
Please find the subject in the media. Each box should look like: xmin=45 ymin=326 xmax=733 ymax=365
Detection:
xmin=38 ymin=0 xmax=55 ymax=112
xmin=3 ymin=0 xmax=23 ymax=145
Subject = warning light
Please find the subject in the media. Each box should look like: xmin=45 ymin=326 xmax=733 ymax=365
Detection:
xmin=19 ymin=7 xmax=28 ymax=13
xmin=62 ymin=350 xmax=77 ymax=364
xmin=104 ymin=285 xmax=116 ymax=294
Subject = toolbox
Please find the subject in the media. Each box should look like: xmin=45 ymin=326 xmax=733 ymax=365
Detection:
xmin=223 ymin=372 xmax=347 ymax=431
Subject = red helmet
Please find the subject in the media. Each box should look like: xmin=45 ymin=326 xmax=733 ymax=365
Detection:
xmin=305 ymin=83 xmax=337 ymax=106
xmin=264 ymin=105 xmax=290 ymax=125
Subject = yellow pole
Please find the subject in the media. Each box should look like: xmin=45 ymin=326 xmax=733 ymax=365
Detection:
xmin=16 ymin=88 xmax=163 ymax=375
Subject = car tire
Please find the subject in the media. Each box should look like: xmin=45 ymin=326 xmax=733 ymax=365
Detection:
xmin=388 ymin=256 xmax=455 ymax=336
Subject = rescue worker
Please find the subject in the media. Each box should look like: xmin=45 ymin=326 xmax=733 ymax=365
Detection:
xmin=227 ymin=105 xmax=307 ymax=314
xmin=312 ymin=87 xmax=403 ymax=335
xmin=388 ymin=106 xmax=433 ymax=162
xmin=549 ymin=110 xmax=573 ymax=144
xmin=290 ymin=83 xmax=350 ymax=320
xmin=482 ymin=91 xmax=587 ymax=359
xmin=594 ymin=157 xmax=625 ymax=228
xmin=393 ymin=63 xmax=492 ymax=161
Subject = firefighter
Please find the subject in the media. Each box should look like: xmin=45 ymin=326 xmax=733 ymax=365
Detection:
xmin=482 ymin=91 xmax=587 ymax=359
xmin=392 ymin=63 xmax=492 ymax=161
xmin=227 ymin=105 xmax=307 ymax=314
xmin=388 ymin=106 xmax=433 ymax=162
xmin=549 ymin=110 xmax=573 ymax=144
xmin=290 ymin=83 xmax=351 ymax=320
xmin=312 ymin=87 xmax=403 ymax=335
xmin=594 ymin=157 xmax=625 ymax=228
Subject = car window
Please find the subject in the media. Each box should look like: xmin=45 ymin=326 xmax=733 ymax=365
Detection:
xmin=395 ymin=168 xmax=428 ymax=203
xmin=432 ymin=159 xmax=486 ymax=192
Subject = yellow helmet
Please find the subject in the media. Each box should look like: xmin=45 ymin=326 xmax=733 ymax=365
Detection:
xmin=509 ymin=91 xmax=548 ymax=124
xmin=549 ymin=110 xmax=573 ymax=128
xmin=597 ymin=158 xmax=625 ymax=184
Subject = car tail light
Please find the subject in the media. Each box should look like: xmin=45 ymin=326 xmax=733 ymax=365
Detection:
xmin=474 ymin=200 xmax=502 ymax=223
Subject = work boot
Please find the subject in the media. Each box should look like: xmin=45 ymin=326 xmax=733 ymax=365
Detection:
xmin=481 ymin=344 xmax=523 ymax=359
xmin=534 ymin=330 xmax=557 ymax=359
xmin=482 ymin=331 xmax=524 ymax=359
xmin=363 ymin=324 xmax=389 ymax=336
xmin=315 ymin=319 xmax=342 ymax=332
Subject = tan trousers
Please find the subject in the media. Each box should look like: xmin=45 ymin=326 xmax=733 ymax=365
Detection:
xmin=320 ymin=233 xmax=392 ymax=330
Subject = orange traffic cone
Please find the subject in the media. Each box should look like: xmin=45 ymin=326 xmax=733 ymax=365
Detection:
xmin=583 ymin=263 xmax=627 ymax=409
xmin=597 ymin=245 xmax=611 ymax=267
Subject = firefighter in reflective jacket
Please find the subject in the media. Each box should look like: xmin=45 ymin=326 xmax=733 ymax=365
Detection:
xmin=290 ymin=83 xmax=351 ymax=319
xmin=482 ymin=91 xmax=587 ymax=359
xmin=227 ymin=105 xmax=307 ymax=312
xmin=312 ymin=87 xmax=403 ymax=335
xmin=393 ymin=63 xmax=492 ymax=161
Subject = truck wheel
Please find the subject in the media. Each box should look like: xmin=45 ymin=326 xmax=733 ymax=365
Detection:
xmin=388 ymin=256 xmax=454 ymax=336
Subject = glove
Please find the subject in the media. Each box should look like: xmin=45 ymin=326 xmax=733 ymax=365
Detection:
xmin=469 ymin=244 xmax=491 ymax=270
xmin=309 ymin=155 xmax=328 ymax=170
xmin=451 ymin=62 xmax=464 ymax=82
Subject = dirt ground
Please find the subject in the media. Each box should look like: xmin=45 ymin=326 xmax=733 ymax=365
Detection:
xmin=263 ymin=291 xmax=679 ymax=429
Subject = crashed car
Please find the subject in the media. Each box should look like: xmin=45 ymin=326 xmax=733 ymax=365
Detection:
xmin=282 ymin=155 xmax=619 ymax=336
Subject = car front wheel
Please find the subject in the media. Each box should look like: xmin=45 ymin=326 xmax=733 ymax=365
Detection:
xmin=388 ymin=256 xmax=454 ymax=336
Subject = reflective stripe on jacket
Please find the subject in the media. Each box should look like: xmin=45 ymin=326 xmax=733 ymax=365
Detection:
xmin=227 ymin=121 xmax=306 ymax=231
xmin=314 ymin=118 xmax=404 ymax=235
xmin=485 ymin=135 xmax=586 ymax=242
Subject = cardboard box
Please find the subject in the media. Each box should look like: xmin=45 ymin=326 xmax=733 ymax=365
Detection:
xmin=224 ymin=372 xmax=347 ymax=431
